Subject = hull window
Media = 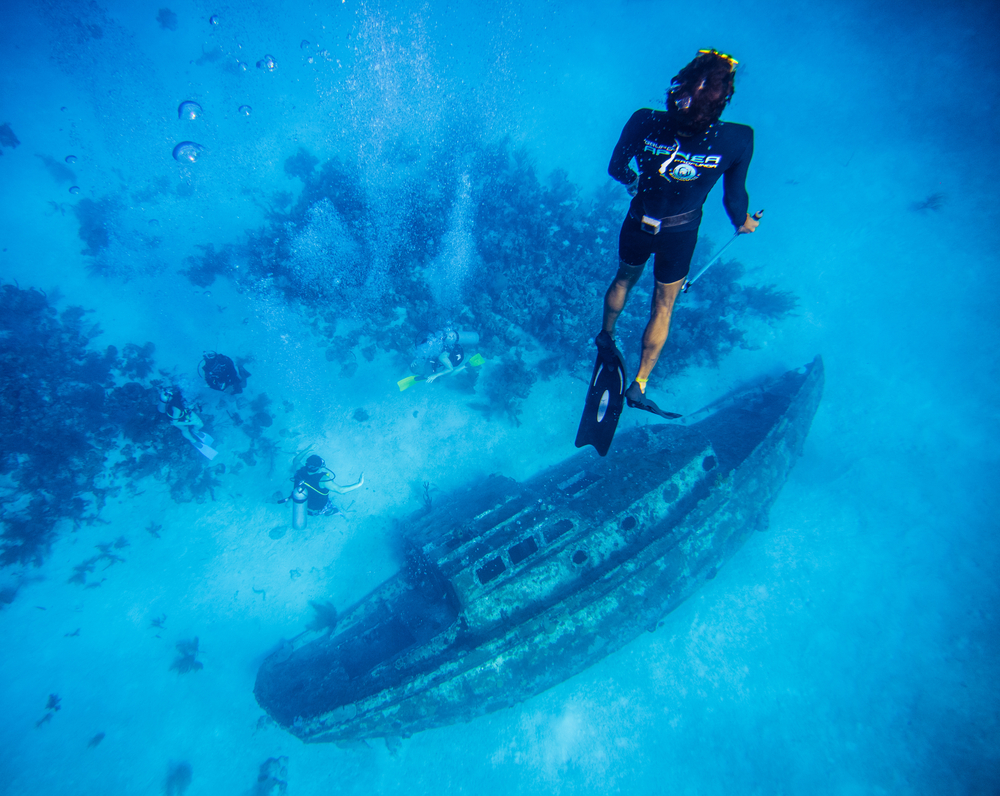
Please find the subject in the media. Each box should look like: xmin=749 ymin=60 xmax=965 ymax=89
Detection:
xmin=621 ymin=516 xmax=637 ymax=531
xmin=508 ymin=536 xmax=539 ymax=566
xmin=545 ymin=518 xmax=574 ymax=543
xmin=477 ymin=557 xmax=506 ymax=585
xmin=559 ymin=471 xmax=603 ymax=497
xmin=571 ymin=550 xmax=588 ymax=566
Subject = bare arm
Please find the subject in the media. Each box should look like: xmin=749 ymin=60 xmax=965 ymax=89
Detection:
xmin=329 ymin=473 xmax=364 ymax=494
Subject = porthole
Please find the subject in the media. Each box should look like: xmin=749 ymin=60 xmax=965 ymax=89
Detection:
xmin=571 ymin=550 xmax=588 ymax=566
xmin=621 ymin=516 xmax=637 ymax=531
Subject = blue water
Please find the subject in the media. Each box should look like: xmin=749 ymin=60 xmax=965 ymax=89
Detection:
xmin=1 ymin=0 xmax=998 ymax=793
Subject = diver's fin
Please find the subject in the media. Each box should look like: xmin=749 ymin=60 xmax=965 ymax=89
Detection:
xmin=397 ymin=375 xmax=420 ymax=391
xmin=575 ymin=332 xmax=627 ymax=456
xmin=190 ymin=437 xmax=218 ymax=460
xmin=624 ymin=381 xmax=682 ymax=420
xmin=467 ymin=353 xmax=485 ymax=367
xmin=195 ymin=431 xmax=214 ymax=445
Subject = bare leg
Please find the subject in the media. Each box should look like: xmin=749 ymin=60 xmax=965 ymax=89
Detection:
xmin=173 ymin=413 xmax=204 ymax=444
xmin=634 ymin=278 xmax=684 ymax=391
xmin=602 ymin=261 xmax=645 ymax=335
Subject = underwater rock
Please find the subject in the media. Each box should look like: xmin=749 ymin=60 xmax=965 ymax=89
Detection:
xmin=157 ymin=8 xmax=178 ymax=30
xmin=36 ymin=153 xmax=76 ymax=183
xmin=0 ymin=123 xmax=19 ymax=151
xmin=164 ymin=762 xmax=192 ymax=795
xmin=171 ymin=637 xmax=203 ymax=673
xmin=911 ymin=192 xmax=945 ymax=212
xmin=255 ymin=757 xmax=288 ymax=796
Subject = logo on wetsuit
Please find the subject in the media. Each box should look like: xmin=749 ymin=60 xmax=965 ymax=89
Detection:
xmin=644 ymin=138 xmax=721 ymax=183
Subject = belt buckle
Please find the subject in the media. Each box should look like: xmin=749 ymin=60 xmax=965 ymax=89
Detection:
xmin=640 ymin=215 xmax=661 ymax=235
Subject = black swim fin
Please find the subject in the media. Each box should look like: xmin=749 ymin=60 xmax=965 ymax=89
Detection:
xmin=575 ymin=332 xmax=627 ymax=456
xmin=624 ymin=381 xmax=682 ymax=420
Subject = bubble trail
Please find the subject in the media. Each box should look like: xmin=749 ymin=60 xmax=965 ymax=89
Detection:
xmin=257 ymin=55 xmax=277 ymax=71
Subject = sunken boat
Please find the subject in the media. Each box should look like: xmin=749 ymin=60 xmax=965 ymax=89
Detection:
xmin=255 ymin=357 xmax=824 ymax=741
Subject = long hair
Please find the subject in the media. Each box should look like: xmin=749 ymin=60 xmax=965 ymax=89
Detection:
xmin=667 ymin=51 xmax=737 ymax=133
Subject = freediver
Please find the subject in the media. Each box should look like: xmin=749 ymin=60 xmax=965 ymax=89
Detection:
xmin=292 ymin=455 xmax=364 ymax=517
xmin=599 ymin=49 xmax=759 ymax=419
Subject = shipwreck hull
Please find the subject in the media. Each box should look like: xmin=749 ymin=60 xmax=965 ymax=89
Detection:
xmin=255 ymin=357 xmax=824 ymax=741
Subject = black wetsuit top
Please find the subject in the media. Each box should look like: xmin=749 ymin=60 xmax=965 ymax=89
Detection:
xmin=294 ymin=467 xmax=333 ymax=511
xmin=202 ymin=353 xmax=243 ymax=393
xmin=608 ymin=109 xmax=754 ymax=231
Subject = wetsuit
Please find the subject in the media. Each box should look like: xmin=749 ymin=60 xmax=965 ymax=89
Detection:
xmin=411 ymin=331 xmax=463 ymax=377
xmin=160 ymin=389 xmax=188 ymax=421
xmin=608 ymin=109 xmax=753 ymax=283
xmin=294 ymin=467 xmax=337 ymax=514
xmin=201 ymin=353 xmax=248 ymax=394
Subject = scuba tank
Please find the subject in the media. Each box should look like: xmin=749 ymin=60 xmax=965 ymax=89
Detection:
xmin=292 ymin=485 xmax=308 ymax=531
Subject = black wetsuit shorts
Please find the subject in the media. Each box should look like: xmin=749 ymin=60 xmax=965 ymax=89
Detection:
xmin=618 ymin=211 xmax=699 ymax=284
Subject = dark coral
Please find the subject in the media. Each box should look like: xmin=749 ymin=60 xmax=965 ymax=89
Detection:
xmin=0 ymin=285 xmax=231 ymax=571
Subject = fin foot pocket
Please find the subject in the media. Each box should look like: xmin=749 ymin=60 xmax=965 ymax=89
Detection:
xmin=624 ymin=382 xmax=682 ymax=420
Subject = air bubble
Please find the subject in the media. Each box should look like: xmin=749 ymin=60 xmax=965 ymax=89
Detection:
xmin=178 ymin=101 xmax=203 ymax=120
xmin=300 ymin=40 xmax=310 ymax=49
xmin=256 ymin=54 xmax=277 ymax=71
xmin=69 ymin=186 xmax=80 ymax=195
xmin=238 ymin=105 xmax=252 ymax=116
xmin=172 ymin=141 xmax=205 ymax=163
xmin=65 ymin=155 xmax=77 ymax=164
xmin=209 ymin=14 xmax=220 ymax=25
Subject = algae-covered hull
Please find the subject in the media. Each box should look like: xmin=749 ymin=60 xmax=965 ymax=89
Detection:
xmin=255 ymin=358 xmax=824 ymax=741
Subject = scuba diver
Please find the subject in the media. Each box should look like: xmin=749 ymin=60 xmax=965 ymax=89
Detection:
xmin=291 ymin=455 xmax=364 ymax=516
xmin=157 ymin=386 xmax=216 ymax=459
xmin=198 ymin=352 xmax=250 ymax=395
xmin=580 ymin=49 xmax=759 ymax=456
xmin=409 ymin=329 xmax=480 ymax=384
